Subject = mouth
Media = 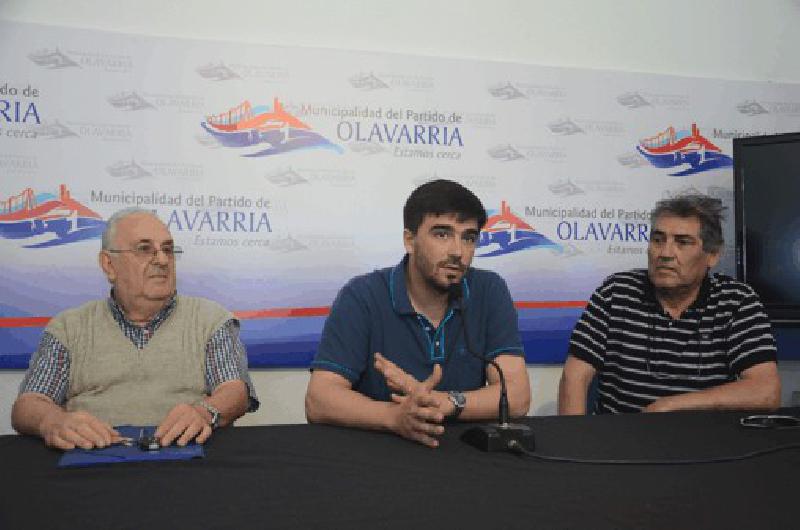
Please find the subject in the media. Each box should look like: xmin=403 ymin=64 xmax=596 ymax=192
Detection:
xmin=440 ymin=264 xmax=464 ymax=276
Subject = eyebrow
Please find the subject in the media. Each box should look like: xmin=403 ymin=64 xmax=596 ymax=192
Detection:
xmin=651 ymin=230 xmax=697 ymax=240
xmin=134 ymin=238 xmax=174 ymax=245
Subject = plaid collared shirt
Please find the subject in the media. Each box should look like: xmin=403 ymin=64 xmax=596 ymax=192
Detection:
xmin=19 ymin=294 xmax=258 ymax=411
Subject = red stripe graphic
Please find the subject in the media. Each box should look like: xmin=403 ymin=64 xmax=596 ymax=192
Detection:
xmin=0 ymin=301 xmax=586 ymax=328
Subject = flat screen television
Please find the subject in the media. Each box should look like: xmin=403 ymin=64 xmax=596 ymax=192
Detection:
xmin=734 ymin=132 xmax=800 ymax=323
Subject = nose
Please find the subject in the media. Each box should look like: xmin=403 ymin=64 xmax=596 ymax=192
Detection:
xmin=657 ymin=239 xmax=676 ymax=261
xmin=448 ymin=235 xmax=464 ymax=258
xmin=152 ymin=248 xmax=170 ymax=264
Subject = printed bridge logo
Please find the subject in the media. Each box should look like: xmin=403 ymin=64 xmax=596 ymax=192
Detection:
xmin=477 ymin=201 xmax=558 ymax=258
xmin=0 ymin=184 xmax=105 ymax=248
xmin=636 ymin=123 xmax=732 ymax=176
xmin=201 ymin=97 xmax=343 ymax=157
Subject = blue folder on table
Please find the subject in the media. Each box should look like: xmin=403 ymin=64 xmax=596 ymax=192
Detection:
xmin=58 ymin=425 xmax=204 ymax=468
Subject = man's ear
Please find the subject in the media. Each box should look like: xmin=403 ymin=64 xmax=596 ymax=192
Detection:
xmin=98 ymin=251 xmax=116 ymax=284
xmin=706 ymin=248 xmax=721 ymax=269
xmin=403 ymin=228 xmax=415 ymax=255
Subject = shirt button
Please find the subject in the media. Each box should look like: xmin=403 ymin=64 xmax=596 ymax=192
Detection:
xmin=435 ymin=341 xmax=440 ymax=347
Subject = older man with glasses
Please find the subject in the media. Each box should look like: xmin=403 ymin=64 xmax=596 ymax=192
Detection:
xmin=12 ymin=207 xmax=257 ymax=450
xmin=558 ymin=194 xmax=780 ymax=415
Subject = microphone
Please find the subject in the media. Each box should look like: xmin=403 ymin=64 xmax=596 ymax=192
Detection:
xmin=447 ymin=283 xmax=535 ymax=452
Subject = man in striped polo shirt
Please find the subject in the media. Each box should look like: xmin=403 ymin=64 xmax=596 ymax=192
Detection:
xmin=558 ymin=195 xmax=780 ymax=414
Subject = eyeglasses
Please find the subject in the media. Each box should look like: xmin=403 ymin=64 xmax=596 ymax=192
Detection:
xmin=740 ymin=415 xmax=800 ymax=429
xmin=106 ymin=244 xmax=183 ymax=260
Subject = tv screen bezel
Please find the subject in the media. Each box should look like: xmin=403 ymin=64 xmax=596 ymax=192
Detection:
xmin=734 ymin=131 xmax=800 ymax=325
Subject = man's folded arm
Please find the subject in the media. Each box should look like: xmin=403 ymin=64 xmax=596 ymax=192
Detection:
xmin=558 ymin=355 xmax=598 ymax=415
xmin=644 ymin=361 xmax=781 ymax=412
xmin=305 ymin=370 xmax=396 ymax=430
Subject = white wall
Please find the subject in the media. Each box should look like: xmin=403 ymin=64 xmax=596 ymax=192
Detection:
xmin=1 ymin=0 xmax=799 ymax=434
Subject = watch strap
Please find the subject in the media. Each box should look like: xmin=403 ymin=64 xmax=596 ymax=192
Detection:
xmin=197 ymin=400 xmax=221 ymax=429
xmin=447 ymin=391 xmax=466 ymax=419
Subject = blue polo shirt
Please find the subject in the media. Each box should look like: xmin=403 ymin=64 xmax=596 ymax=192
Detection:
xmin=311 ymin=256 xmax=524 ymax=401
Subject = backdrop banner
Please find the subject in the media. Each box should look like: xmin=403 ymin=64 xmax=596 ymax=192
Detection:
xmin=2 ymin=21 xmax=799 ymax=367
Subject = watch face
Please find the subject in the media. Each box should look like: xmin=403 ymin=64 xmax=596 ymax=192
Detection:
xmin=450 ymin=391 xmax=466 ymax=408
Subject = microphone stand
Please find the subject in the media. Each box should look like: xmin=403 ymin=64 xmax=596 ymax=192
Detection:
xmin=448 ymin=284 xmax=535 ymax=452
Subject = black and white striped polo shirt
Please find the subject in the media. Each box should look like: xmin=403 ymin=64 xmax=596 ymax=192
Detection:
xmin=569 ymin=269 xmax=777 ymax=413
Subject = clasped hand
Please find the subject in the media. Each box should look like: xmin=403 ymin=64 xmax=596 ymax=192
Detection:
xmin=374 ymin=353 xmax=449 ymax=448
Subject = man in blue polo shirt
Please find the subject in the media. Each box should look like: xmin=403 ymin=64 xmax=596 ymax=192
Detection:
xmin=305 ymin=179 xmax=530 ymax=448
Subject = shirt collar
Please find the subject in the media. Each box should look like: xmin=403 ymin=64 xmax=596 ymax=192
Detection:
xmin=389 ymin=254 xmax=471 ymax=315
xmin=643 ymin=270 xmax=712 ymax=313
xmin=107 ymin=290 xmax=178 ymax=328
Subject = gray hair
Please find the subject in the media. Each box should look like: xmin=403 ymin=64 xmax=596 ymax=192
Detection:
xmin=101 ymin=207 xmax=159 ymax=250
xmin=650 ymin=194 xmax=726 ymax=253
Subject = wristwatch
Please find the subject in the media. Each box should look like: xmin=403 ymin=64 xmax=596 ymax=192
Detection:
xmin=197 ymin=401 xmax=221 ymax=429
xmin=447 ymin=391 xmax=466 ymax=419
